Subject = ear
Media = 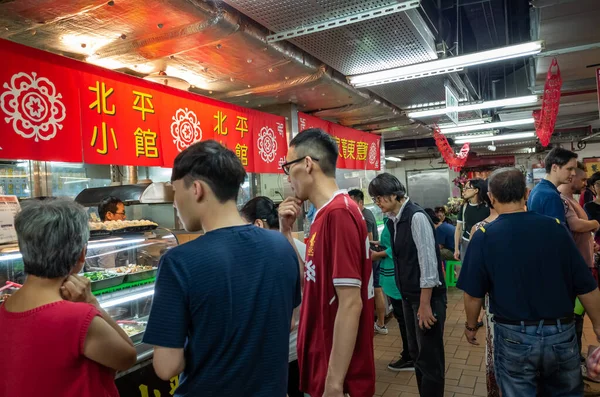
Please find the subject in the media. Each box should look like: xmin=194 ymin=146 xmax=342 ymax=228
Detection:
xmin=253 ymin=219 xmax=265 ymax=228
xmin=192 ymin=180 xmax=205 ymax=203
xmin=305 ymin=156 xmax=315 ymax=174
xmin=72 ymin=247 xmax=87 ymax=274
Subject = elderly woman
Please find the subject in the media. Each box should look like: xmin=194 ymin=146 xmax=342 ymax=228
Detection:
xmin=0 ymin=198 xmax=137 ymax=397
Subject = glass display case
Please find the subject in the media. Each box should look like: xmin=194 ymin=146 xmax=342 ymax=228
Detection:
xmin=0 ymin=228 xmax=179 ymax=390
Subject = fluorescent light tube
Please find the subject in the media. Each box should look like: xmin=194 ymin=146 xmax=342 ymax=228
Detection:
xmin=440 ymin=118 xmax=535 ymax=134
xmin=349 ymin=41 xmax=544 ymax=87
xmin=437 ymin=119 xmax=488 ymax=129
xmin=385 ymin=157 xmax=403 ymax=162
xmin=454 ymin=131 xmax=536 ymax=144
xmin=453 ymin=133 xmax=495 ymax=140
xmin=408 ymin=95 xmax=539 ymax=118
xmin=100 ymin=289 xmax=155 ymax=309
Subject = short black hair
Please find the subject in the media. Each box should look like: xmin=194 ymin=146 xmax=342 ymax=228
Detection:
xmin=368 ymin=173 xmax=406 ymax=201
xmin=544 ymin=147 xmax=578 ymax=173
xmin=348 ymin=189 xmax=364 ymax=202
xmin=589 ymin=172 xmax=600 ymax=187
xmin=434 ymin=206 xmax=447 ymax=214
xmin=98 ymin=196 xmax=123 ymax=221
xmin=488 ymin=168 xmax=526 ymax=204
xmin=424 ymin=208 xmax=440 ymax=224
xmin=240 ymin=196 xmax=279 ymax=229
xmin=171 ymin=140 xmax=247 ymax=203
xmin=289 ymin=128 xmax=338 ymax=177
xmin=478 ymin=179 xmax=493 ymax=209
xmin=577 ymin=161 xmax=586 ymax=173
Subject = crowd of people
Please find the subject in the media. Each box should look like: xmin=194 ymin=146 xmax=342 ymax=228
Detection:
xmin=3 ymin=130 xmax=600 ymax=397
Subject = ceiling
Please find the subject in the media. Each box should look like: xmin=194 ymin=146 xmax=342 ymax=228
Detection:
xmin=0 ymin=0 xmax=598 ymax=158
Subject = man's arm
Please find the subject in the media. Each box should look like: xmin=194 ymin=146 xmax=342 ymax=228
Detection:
xmin=325 ymin=286 xmax=362 ymax=395
xmin=279 ymin=197 xmax=306 ymax=282
xmin=464 ymin=292 xmax=484 ymax=329
xmin=411 ymin=212 xmax=441 ymax=329
xmin=154 ymin=347 xmax=185 ymax=380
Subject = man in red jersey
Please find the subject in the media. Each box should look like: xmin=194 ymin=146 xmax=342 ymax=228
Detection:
xmin=278 ymin=128 xmax=375 ymax=397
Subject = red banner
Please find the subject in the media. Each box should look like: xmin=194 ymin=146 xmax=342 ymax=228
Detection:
xmin=0 ymin=39 xmax=287 ymax=173
xmin=297 ymin=112 xmax=381 ymax=170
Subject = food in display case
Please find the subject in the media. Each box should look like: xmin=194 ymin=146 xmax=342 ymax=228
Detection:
xmin=89 ymin=220 xmax=159 ymax=236
xmin=109 ymin=264 xmax=158 ymax=282
xmin=83 ymin=271 xmax=126 ymax=291
xmin=118 ymin=320 xmax=147 ymax=344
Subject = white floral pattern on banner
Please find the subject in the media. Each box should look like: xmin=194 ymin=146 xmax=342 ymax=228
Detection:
xmin=0 ymin=72 xmax=67 ymax=142
xmin=368 ymin=142 xmax=378 ymax=165
xmin=171 ymin=108 xmax=202 ymax=152
xmin=257 ymin=126 xmax=278 ymax=163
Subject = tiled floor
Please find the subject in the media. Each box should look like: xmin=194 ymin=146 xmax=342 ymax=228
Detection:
xmin=373 ymin=288 xmax=600 ymax=397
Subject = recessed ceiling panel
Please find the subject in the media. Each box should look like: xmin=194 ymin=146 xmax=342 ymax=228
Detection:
xmin=224 ymin=1 xmax=438 ymax=75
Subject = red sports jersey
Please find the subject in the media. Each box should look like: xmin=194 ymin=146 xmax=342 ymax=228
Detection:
xmin=297 ymin=190 xmax=375 ymax=397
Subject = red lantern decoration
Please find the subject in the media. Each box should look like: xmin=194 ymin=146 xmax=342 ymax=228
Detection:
xmin=433 ymin=126 xmax=470 ymax=171
xmin=534 ymin=58 xmax=562 ymax=147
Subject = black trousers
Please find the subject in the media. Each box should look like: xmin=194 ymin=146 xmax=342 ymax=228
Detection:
xmin=402 ymin=294 xmax=447 ymax=397
xmin=389 ymin=297 xmax=411 ymax=361
xmin=288 ymin=360 xmax=303 ymax=397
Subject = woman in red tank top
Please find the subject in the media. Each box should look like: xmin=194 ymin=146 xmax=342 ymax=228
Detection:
xmin=0 ymin=198 xmax=137 ymax=397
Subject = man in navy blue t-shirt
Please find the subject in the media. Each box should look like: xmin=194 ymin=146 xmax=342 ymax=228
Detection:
xmin=458 ymin=167 xmax=600 ymax=396
xmin=143 ymin=141 xmax=301 ymax=397
xmin=527 ymin=146 xmax=577 ymax=224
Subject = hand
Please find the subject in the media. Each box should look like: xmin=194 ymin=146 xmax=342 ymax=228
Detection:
xmin=278 ymin=197 xmax=302 ymax=235
xmin=417 ymin=303 xmax=437 ymax=330
xmin=61 ymin=275 xmax=97 ymax=306
xmin=593 ymin=220 xmax=600 ymax=232
xmin=453 ymin=249 xmax=460 ymax=260
xmin=594 ymin=325 xmax=600 ymax=344
xmin=465 ymin=327 xmax=480 ymax=345
xmin=370 ymin=249 xmax=382 ymax=261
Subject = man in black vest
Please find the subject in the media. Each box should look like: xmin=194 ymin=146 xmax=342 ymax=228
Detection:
xmin=369 ymin=173 xmax=447 ymax=397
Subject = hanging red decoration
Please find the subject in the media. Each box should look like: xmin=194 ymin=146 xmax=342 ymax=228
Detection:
xmin=534 ymin=58 xmax=562 ymax=147
xmin=433 ymin=126 xmax=470 ymax=171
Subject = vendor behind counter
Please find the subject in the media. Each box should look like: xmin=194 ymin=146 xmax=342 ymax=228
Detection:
xmin=85 ymin=196 xmax=128 ymax=270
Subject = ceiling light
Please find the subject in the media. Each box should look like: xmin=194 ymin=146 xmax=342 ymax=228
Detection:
xmin=453 ymin=133 xmax=495 ymax=140
xmin=348 ymin=41 xmax=544 ymax=87
xmin=437 ymin=119 xmax=487 ymax=129
xmin=385 ymin=156 xmax=403 ymax=162
xmin=454 ymin=131 xmax=536 ymax=144
xmin=407 ymin=95 xmax=539 ymax=118
xmin=440 ymin=118 xmax=535 ymax=134
xmin=86 ymin=56 xmax=126 ymax=70
xmin=164 ymin=66 xmax=208 ymax=89
xmin=61 ymin=34 xmax=114 ymax=56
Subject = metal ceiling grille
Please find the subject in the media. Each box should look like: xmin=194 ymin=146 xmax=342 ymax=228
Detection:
xmin=224 ymin=0 xmax=437 ymax=75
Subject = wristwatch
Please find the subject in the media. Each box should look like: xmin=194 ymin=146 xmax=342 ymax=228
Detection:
xmin=464 ymin=322 xmax=478 ymax=332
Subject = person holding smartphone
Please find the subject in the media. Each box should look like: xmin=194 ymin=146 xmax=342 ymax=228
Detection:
xmin=368 ymin=173 xmax=447 ymax=397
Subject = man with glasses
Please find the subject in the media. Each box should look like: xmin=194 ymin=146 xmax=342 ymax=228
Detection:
xmin=278 ymin=128 xmax=375 ymax=397
xmin=98 ymin=196 xmax=126 ymax=222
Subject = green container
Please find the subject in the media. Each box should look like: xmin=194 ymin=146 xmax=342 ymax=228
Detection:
xmin=574 ymin=298 xmax=585 ymax=315
xmin=445 ymin=261 xmax=461 ymax=287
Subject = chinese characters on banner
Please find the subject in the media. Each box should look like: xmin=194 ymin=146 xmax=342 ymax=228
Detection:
xmin=298 ymin=112 xmax=381 ymax=170
xmin=0 ymin=39 xmax=287 ymax=173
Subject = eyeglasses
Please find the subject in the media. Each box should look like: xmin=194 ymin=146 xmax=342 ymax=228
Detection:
xmin=281 ymin=156 xmax=320 ymax=175
xmin=114 ymin=211 xmax=126 ymax=216
xmin=371 ymin=196 xmax=382 ymax=203
xmin=464 ymin=186 xmax=475 ymax=190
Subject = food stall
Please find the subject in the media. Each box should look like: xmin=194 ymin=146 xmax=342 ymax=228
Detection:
xmin=0 ymin=38 xmax=290 ymax=395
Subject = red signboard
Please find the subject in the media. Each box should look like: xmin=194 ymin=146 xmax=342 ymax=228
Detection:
xmin=0 ymin=39 xmax=287 ymax=173
xmin=297 ymin=112 xmax=381 ymax=170
xmin=596 ymin=68 xmax=600 ymax=118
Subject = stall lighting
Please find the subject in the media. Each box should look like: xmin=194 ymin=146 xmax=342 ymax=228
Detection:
xmin=100 ymin=289 xmax=155 ymax=309
xmin=436 ymin=119 xmax=488 ymax=129
xmin=61 ymin=34 xmax=114 ymax=56
xmin=348 ymin=41 xmax=544 ymax=87
xmin=454 ymin=131 xmax=536 ymax=144
xmin=440 ymin=118 xmax=535 ymax=135
xmin=87 ymin=238 xmax=146 ymax=250
xmin=0 ymin=253 xmax=23 ymax=262
xmin=86 ymin=56 xmax=126 ymax=70
xmin=165 ymin=66 xmax=208 ymax=89
xmin=385 ymin=156 xmax=403 ymax=162
xmin=407 ymin=95 xmax=539 ymax=118
xmin=453 ymin=133 xmax=495 ymax=140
